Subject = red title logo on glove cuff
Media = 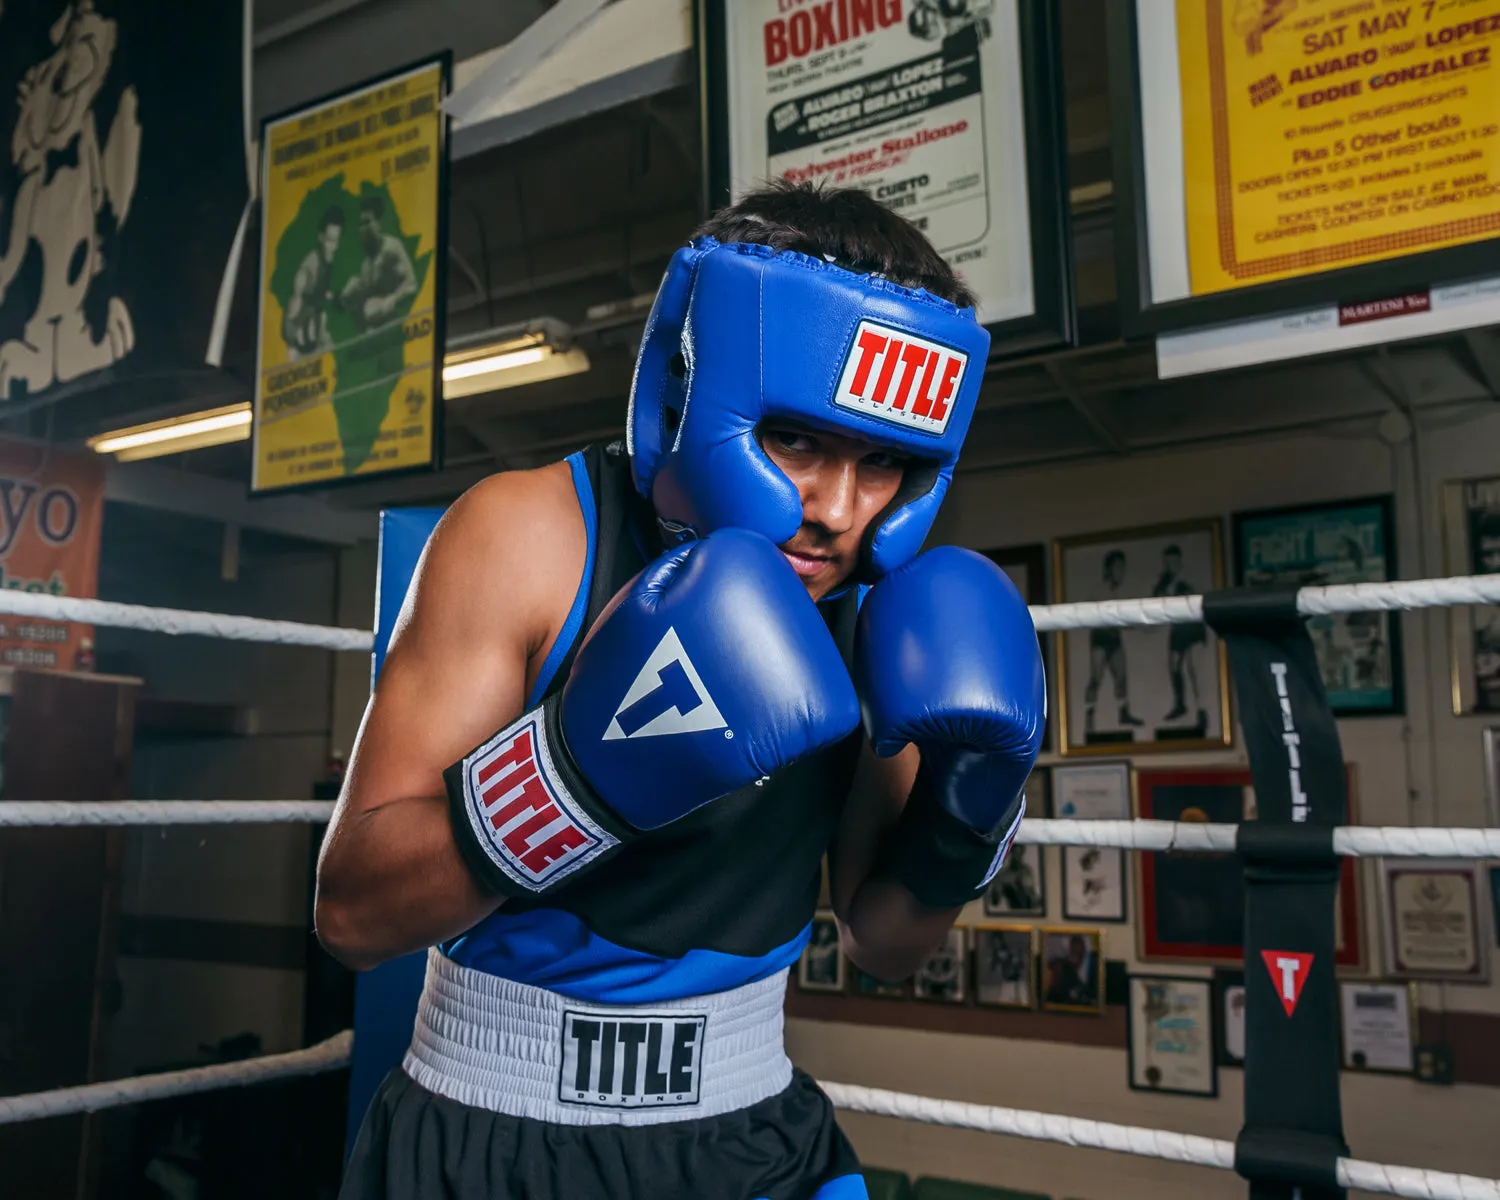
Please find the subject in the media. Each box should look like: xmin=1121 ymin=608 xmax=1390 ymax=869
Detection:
xmin=462 ymin=711 xmax=617 ymax=891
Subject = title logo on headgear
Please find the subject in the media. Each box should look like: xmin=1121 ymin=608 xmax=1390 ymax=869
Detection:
xmin=833 ymin=319 xmax=968 ymax=435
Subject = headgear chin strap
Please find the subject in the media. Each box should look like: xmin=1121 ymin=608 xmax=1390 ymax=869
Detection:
xmin=627 ymin=238 xmax=989 ymax=579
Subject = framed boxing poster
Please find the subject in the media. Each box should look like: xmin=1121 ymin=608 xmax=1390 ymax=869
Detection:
xmin=1441 ymin=476 xmax=1500 ymax=715
xmin=1106 ymin=0 xmax=1500 ymax=365
xmin=983 ymin=767 xmax=1048 ymax=917
xmin=253 ymin=54 xmax=451 ymax=494
xmin=1128 ymin=975 xmax=1217 ymax=1098
xmin=699 ymin=0 xmax=1075 ymax=355
xmin=1052 ymin=762 xmax=1130 ymax=924
xmin=1135 ymin=766 xmax=1366 ymax=971
xmin=1053 ymin=519 xmax=1231 ymax=755
xmin=1233 ymin=496 xmax=1402 ymax=716
xmin=912 ymin=926 xmax=967 ymax=1002
xmin=974 ymin=924 xmax=1036 ymax=1009
xmin=799 ymin=912 xmax=846 ymax=992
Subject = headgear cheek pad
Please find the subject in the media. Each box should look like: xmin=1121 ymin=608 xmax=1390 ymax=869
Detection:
xmin=626 ymin=238 xmax=990 ymax=578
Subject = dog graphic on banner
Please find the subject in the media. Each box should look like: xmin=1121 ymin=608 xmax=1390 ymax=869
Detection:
xmin=0 ymin=0 xmax=141 ymax=401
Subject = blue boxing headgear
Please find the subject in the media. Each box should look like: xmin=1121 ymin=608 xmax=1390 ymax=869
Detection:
xmin=627 ymin=238 xmax=990 ymax=579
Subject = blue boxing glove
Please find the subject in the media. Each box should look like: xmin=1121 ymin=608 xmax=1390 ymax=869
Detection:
xmin=855 ymin=546 xmax=1045 ymax=908
xmin=445 ymin=528 xmax=860 ymax=898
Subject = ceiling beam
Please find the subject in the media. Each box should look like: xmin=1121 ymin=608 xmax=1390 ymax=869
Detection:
xmin=106 ymin=460 xmax=376 ymax=545
xmin=446 ymin=0 xmax=612 ymax=126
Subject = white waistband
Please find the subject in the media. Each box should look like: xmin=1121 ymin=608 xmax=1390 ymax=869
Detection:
xmin=403 ymin=949 xmax=794 ymax=1126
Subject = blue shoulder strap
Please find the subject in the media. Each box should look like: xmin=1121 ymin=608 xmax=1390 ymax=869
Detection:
xmin=526 ymin=450 xmax=597 ymax=707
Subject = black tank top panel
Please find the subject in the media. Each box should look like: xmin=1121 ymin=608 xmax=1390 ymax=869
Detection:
xmin=510 ymin=442 xmax=861 ymax=961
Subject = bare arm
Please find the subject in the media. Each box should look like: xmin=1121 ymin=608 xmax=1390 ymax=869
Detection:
xmin=827 ymin=743 xmax=963 ymax=981
xmin=314 ymin=464 xmax=584 ymax=970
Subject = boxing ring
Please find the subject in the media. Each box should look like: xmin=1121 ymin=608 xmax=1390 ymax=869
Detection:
xmin=1 ymin=558 xmax=1498 ymax=1199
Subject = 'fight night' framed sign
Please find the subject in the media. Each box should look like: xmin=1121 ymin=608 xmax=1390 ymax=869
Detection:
xmin=1108 ymin=0 xmax=1500 ymax=375
xmin=699 ymin=0 xmax=1075 ymax=356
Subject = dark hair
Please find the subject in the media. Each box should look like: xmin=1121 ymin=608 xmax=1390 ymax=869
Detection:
xmin=1163 ymin=544 xmax=1182 ymax=557
xmin=692 ymin=180 xmax=976 ymax=308
xmin=359 ymin=194 xmax=384 ymax=220
xmin=1104 ymin=550 xmax=1126 ymax=572
xmin=319 ymin=205 xmax=345 ymax=231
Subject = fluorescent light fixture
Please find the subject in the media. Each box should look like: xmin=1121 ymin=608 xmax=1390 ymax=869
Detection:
xmin=88 ymin=403 xmax=253 ymax=462
xmin=443 ymin=345 xmax=548 ymax=381
xmin=442 ymin=330 xmax=590 ymax=400
xmin=90 ymin=323 xmax=592 ymax=460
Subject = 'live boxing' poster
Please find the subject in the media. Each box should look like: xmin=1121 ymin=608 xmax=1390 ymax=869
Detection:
xmin=718 ymin=0 xmax=1037 ymax=327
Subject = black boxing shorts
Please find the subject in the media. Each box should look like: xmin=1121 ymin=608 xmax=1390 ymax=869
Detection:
xmin=341 ymin=1065 xmax=862 ymax=1200
xmin=339 ymin=951 xmax=865 ymax=1200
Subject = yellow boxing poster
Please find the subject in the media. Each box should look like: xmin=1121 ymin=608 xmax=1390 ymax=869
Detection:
xmin=253 ymin=59 xmax=447 ymax=493
xmin=1178 ymin=0 xmax=1500 ymax=296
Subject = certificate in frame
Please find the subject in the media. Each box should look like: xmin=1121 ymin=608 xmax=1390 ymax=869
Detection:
xmin=1339 ymin=981 xmax=1417 ymax=1075
xmin=1128 ymin=975 xmax=1218 ymax=1098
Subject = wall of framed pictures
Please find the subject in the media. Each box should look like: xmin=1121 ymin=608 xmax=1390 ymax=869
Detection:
xmin=795 ymin=401 xmax=1500 ymax=1195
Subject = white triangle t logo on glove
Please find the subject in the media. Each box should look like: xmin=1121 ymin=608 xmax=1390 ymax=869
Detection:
xmin=602 ymin=627 xmax=727 ymax=740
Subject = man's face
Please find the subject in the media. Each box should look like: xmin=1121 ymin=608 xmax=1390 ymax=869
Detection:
xmin=758 ymin=422 xmax=908 ymax=600
xmin=358 ymin=210 xmax=381 ymax=253
xmin=1068 ymin=936 xmax=1086 ymax=966
xmin=319 ymin=223 xmax=342 ymax=261
xmin=1106 ymin=556 xmax=1126 ymax=586
xmin=1163 ymin=551 xmax=1181 ymax=575
xmin=1479 ymin=535 xmax=1500 ymax=574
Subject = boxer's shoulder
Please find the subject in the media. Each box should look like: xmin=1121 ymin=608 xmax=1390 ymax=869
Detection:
xmin=404 ymin=461 xmax=589 ymax=664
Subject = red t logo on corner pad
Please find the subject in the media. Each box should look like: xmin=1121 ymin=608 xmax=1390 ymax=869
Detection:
xmin=1261 ymin=950 xmax=1314 ymax=1016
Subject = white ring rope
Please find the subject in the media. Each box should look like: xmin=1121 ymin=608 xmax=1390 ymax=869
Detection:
xmin=2 ymin=802 xmax=1494 ymax=857
xmin=2 ymin=1038 xmax=1489 ymax=1200
xmin=0 ymin=591 xmax=373 ymax=651
xmin=1027 ymin=571 xmax=1500 ymax=632
xmin=824 ymin=1083 xmax=1500 ymax=1200
xmin=0 ymin=1031 xmax=352 ymax=1126
xmin=0 ymin=572 xmax=1493 ymax=650
xmin=0 ymin=800 xmax=338 ymax=826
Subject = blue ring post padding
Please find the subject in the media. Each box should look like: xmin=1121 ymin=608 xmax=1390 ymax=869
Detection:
xmin=345 ymin=507 xmax=446 ymax=1156
xmin=525 ymin=451 xmax=596 ymax=707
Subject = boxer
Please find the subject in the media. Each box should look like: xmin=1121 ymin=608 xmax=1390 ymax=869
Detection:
xmin=317 ymin=181 xmax=1045 ymax=1200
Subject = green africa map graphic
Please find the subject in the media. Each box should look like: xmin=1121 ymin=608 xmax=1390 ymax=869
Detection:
xmin=268 ymin=176 xmax=431 ymax=475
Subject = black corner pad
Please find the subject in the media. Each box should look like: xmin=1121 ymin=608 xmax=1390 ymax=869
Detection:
xmin=1202 ymin=585 xmax=1305 ymax=636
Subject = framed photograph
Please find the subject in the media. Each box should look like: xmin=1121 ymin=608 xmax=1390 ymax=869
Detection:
xmin=1213 ymin=969 xmax=1246 ymax=1069
xmin=699 ymin=0 xmax=1075 ymax=355
xmin=974 ymin=925 xmax=1037 ymax=1010
xmin=983 ymin=543 xmax=1046 ymax=606
xmin=1490 ymin=868 xmax=1500 ymax=949
xmin=1053 ymin=520 xmax=1230 ymax=754
xmin=1339 ymin=982 xmax=1417 ymax=1075
xmin=913 ymin=927 xmax=967 ymax=1003
xmin=1485 ymin=729 xmax=1500 ymax=829
xmin=851 ymin=970 xmax=907 ymax=1000
xmin=984 ymin=544 xmax=1052 ymax=751
xmin=1440 ymin=477 xmax=1500 ymax=715
xmin=1379 ymin=861 xmax=1491 ymax=983
xmin=1128 ymin=976 xmax=1218 ymax=1097
xmin=1053 ymin=762 xmax=1130 ymax=923
xmin=1040 ymin=927 xmax=1104 ymax=1015
xmin=1136 ymin=767 xmax=1365 ymax=970
xmin=798 ymin=912 xmax=845 ymax=993
xmin=1234 ymin=497 xmax=1402 ymax=716
xmin=984 ymin=768 xmax=1049 ymax=917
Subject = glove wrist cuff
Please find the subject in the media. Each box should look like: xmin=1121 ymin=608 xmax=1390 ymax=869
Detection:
xmin=443 ymin=695 xmax=634 ymax=899
xmin=880 ymin=782 xmax=1025 ymax=910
